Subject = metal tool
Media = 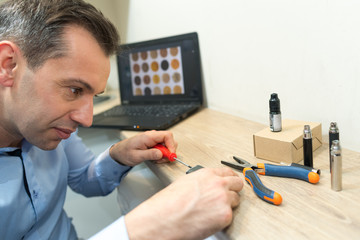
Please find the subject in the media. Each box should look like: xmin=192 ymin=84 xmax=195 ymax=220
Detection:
xmin=221 ymin=157 xmax=321 ymax=205
xmin=153 ymin=144 xmax=203 ymax=174
xmin=154 ymin=144 xmax=191 ymax=168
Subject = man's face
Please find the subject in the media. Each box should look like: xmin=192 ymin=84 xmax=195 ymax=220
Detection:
xmin=8 ymin=25 xmax=110 ymax=150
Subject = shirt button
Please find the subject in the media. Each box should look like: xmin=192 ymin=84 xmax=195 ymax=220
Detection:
xmin=33 ymin=190 xmax=38 ymax=198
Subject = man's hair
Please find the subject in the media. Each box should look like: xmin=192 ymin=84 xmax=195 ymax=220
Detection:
xmin=0 ymin=0 xmax=120 ymax=70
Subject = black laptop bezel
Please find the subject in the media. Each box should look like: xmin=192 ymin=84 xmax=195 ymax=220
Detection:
xmin=117 ymin=32 xmax=203 ymax=105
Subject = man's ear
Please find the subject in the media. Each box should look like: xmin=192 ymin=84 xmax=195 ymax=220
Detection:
xmin=0 ymin=41 xmax=19 ymax=87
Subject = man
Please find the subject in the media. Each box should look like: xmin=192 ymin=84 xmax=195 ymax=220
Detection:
xmin=0 ymin=0 xmax=243 ymax=239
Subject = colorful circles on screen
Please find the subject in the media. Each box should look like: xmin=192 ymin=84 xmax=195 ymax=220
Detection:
xmin=144 ymin=75 xmax=151 ymax=84
xmin=135 ymin=84 xmax=183 ymax=95
xmin=150 ymin=50 xmax=158 ymax=59
xmin=170 ymin=47 xmax=178 ymax=56
xmin=133 ymin=64 xmax=140 ymax=73
xmin=144 ymin=87 xmax=151 ymax=95
xmin=151 ymin=61 xmax=159 ymax=71
xmin=153 ymin=74 xmax=160 ymax=84
xmin=132 ymin=53 xmax=139 ymax=61
xmin=142 ymin=62 xmax=149 ymax=72
xmin=161 ymin=60 xmax=169 ymax=71
xmin=130 ymin=46 xmax=184 ymax=96
xmin=173 ymin=85 xmax=182 ymax=94
xmin=135 ymin=88 xmax=142 ymax=96
xmin=160 ymin=49 xmax=168 ymax=57
xmin=163 ymin=86 xmax=171 ymax=94
xmin=171 ymin=59 xmax=179 ymax=69
xmin=162 ymin=73 xmax=170 ymax=83
xmin=134 ymin=76 xmax=141 ymax=85
xmin=172 ymin=72 xmax=181 ymax=82
xmin=159 ymin=86 xmax=183 ymax=95
xmin=153 ymin=87 xmax=161 ymax=95
xmin=141 ymin=51 xmax=148 ymax=60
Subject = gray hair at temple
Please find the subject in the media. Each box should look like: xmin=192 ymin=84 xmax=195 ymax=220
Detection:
xmin=0 ymin=0 xmax=120 ymax=70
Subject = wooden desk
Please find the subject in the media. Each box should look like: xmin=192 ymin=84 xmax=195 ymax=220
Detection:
xmin=121 ymin=108 xmax=360 ymax=240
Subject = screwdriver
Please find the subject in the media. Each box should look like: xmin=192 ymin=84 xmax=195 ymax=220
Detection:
xmin=153 ymin=144 xmax=192 ymax=168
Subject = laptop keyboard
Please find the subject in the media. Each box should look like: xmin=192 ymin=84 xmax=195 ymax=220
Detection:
xmin=103 ymin=104 xmax=198 ymax=118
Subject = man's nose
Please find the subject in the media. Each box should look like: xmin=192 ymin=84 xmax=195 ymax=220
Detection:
xmin=70 ymin=98 xmax=94 ymax=127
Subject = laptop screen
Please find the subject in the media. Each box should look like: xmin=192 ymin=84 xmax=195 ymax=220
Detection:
xmin=117 ymin=32 xmax=202 ymax=104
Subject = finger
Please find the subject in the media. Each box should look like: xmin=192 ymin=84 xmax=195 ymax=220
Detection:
xmin=164 ymin=137 xmax=177 ymax=153
xmin=155 ymin=131 xmax=177 ymax=153
xmin=211 ymin=167 xmax=239 ymax=177
xmin=142 ymin=131 xmax=177 ymax=152
xmin=224 ymin=176 xmax=244 ymax=192
xmin=228 ymin=190 xmax=241 ymax=208
xmin=132 ymin=148 xmax=163 ymax=162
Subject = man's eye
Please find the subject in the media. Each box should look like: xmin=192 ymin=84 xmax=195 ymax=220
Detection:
xmin=70 ymin=87 xmax=83 ymax=96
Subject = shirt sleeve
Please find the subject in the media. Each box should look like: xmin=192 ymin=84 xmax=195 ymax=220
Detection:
xmin=88 ymin=216 xmax=129 ymax=240
xmin=65 ymin=131 xmax=132 ymax=197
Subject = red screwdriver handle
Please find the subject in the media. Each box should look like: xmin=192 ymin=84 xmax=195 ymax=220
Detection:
xmin=153 ymin=144 xmax=177 ymax=162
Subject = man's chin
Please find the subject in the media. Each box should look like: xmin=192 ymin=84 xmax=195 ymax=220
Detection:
xmin=32 ymin=139 xmax=62 ymax=151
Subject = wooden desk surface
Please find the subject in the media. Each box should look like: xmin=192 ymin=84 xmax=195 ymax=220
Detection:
xmin=122 ymin=109 xmax=360 ymax=239
xmin=119 ymin=108 xmax=360 ymax=239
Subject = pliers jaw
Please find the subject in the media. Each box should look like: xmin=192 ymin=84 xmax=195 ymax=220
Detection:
xmin=232 ymin=156 xmax=264 ymax=173
xmin=220 ymin=156 xmax=264 ymax=174
xmin=232 ymin=156 xmax=253 ymax=168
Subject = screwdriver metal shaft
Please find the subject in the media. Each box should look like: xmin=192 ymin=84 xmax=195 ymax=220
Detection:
xmin=173 ymin=157 xmax=192 ymax=168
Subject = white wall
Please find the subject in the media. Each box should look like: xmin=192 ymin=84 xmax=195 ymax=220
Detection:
xmin=117 ymin=0 xmax=360 ymax=152
xmin=2 ymin=0 xmax=358 ymax=152
xmin=85 ymin=0 xmax=127 ymax=91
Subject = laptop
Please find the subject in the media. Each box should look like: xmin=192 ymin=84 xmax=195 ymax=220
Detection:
xmin=91 ymin=32 xmax=203 ymax=130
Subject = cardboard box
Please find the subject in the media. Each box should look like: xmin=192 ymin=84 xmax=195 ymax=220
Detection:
xmin=253 ymin=119 xmax=322 ymax=163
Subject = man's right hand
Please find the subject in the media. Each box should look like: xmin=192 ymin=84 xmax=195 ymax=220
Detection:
xmin=125 ymin=167 xmax=244 ymax=240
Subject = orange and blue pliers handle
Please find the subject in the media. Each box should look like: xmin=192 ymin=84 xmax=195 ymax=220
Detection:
xmin=243 ymin=167 xmax=282 ymax=206
xmin=257 ymin=163 xmax=320 ymax=184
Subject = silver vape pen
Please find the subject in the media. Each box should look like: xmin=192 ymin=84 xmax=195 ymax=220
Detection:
xmin=331 ymin=140 xmax=342 ymax=191
xmin=329 ymin=122 xmax=339 ymax=172
xmin=269 ymin=93 xmax=282 ymax=132
xmin=303 ymin=125 xmax=313 ymax=168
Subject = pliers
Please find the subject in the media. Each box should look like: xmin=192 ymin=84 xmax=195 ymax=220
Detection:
xmin=221 ymin=157 xmax=321 ymax=205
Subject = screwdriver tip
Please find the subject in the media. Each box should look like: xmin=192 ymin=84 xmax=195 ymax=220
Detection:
xmin=174 ymin=158 xmax=192 ymax=168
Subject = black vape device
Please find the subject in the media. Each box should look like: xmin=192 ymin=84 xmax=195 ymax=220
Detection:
xmin=303 ymin=125 xmax=313 ymax=168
